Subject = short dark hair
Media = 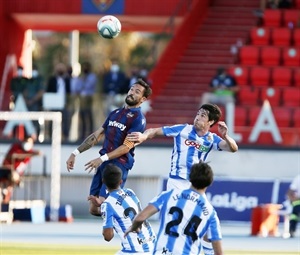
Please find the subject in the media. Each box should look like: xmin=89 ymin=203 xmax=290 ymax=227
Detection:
xmin=102 ymin=164 xmax=122 ymax=189
xmin=134 ymin=78 xmax=152 ymax=99
xmin=200 ymin=103 xmax=222 ymax=127
xmin=189 ymin=162 xmax=214 ymax=189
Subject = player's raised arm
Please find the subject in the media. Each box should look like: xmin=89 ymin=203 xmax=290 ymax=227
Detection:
xmin=66 ymin=127 xmax=104 ymax=172
xmin=127 ymin=127 xmax=164 ymax=145
xmin=217 ymin=121 xmax=238 ymax=153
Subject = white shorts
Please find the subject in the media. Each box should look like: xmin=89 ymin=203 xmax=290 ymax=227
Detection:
xmin=167 ymin=177 xmax=191 ymax=191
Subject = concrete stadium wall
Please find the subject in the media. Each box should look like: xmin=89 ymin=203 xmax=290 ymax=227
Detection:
xmin=1 ymin=143 xmax=299 ymax=218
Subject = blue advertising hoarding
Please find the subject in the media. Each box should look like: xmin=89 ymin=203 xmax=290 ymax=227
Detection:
xmin=163 ymin=178 xmax=291 ymax=222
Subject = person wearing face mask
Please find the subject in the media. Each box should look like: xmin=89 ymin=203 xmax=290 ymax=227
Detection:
xmin=0 ymin=136 xmax=41 ymax=204
xmin=10 ymin=65 xmax=29 ymax=105
xmin=23 ymin=65 xmax=45 ymax=137
xmin=201 ymin=66 xmax=239 ymax=107
xmin=103 ymin=60 xmax=127 ymax=116
xmin=45 ymin=63 xmax=70 ymax=141
xmin=76 ymin=62 xmax=98 ymax=141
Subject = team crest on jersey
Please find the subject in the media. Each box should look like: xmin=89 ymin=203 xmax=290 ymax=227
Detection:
xmin=92 ymin=0 xmax=115 ymax=12
xmin=207 ymin=134 xmax=213 ymax=141
xmin=126 ymin=112 xmax=134 ymax=118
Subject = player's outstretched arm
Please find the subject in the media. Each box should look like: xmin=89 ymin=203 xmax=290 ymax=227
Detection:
xmin=127 ymin=127 xmax=164 ymax=145
xmin=217 ymin=121 xmax=238 ymax=153
xmin=66 ymin=127 xmax=104 ymax=172
xmin=124 ymin=204 xmax=157 ymax=237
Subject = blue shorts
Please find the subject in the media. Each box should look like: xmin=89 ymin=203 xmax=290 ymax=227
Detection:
xmin=89 ymin=161 xmax=129 ymax=198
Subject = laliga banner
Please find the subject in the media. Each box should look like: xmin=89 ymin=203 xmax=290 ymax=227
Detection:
xmin=82 ymin=0 xmax=124 ymax=14
xmin=163 ymin=178 xmax=290 ymax=222
xmin=206 ymin=179 xmax=291 ymax=222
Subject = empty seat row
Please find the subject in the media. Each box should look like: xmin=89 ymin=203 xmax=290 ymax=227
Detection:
xmin=233 ymin=106 xmax=300 ymax=128
xmin=239 ymin=46 xmax=300 ymax=66
xmin=237 ymin=86 xmax=300 ymax=108
xmin=243 ymin=46 xmax=300 ymax=66
xmin=263 ymin=9 xmax=300 ymax=27
xmin=228 ymin=65 xmax=300 ymax=87
xmin=250 ymin=27 xmax=300 ymax=46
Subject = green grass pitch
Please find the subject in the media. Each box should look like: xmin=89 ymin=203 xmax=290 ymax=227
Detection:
xmin=0 ymin=243 xmax=298 ymax=255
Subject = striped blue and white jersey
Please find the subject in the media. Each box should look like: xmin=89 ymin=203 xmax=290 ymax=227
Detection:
xmin=149 ymin=188 xmax=222 ymax=255
xmin=101 ymin=188 xmax=155 ymax=253
xmin=162 ymin=124 xmax=223 ymax=180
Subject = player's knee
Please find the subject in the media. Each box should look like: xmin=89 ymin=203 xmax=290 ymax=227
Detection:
xmin=89 ymin=203 xmax=101 ymax=216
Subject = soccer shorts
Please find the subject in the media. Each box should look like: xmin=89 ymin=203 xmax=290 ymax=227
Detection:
xmin=167 ymin=177 xmax=191 ymax=191
xmin=89 ymin=160 xmax=129 ymax=198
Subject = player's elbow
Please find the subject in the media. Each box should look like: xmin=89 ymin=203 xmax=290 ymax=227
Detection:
xmin=103 ymin=233 xmax=113 ymax=242
xmin=231 ymin=145 xmax=238 ymax=153
xmin=104 ymin=236 xmax=113 ymax=242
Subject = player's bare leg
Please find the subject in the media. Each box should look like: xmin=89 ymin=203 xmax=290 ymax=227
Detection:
xmin=88 ymin=195 xmax=105 ymax=216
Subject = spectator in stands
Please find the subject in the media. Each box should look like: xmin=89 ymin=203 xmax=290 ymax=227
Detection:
xmin=201 ymin=67 xmax=239 ymax=107
xmin=76 ymin=62 xmax=97 ymax=140
xmin=127 ymin=66 xmax=140 ymax=88
xmin=100 ymin=163 xmax=155 ymax=253
xmin=255 ymin=0 xmax=293 ymax=17
xmin=45 ymin=63 xmax=69 ymax=141
xmin=64 ymin=65 xmax=79 ymax=141
xmin=103 ymin=60 xmax=127 ymax=116
xmin=262 ymin=0 xmax=293 ymax=9
xmin=0 ymin=136 xmax=41 ymax=204
xmin=286 ymin=174 xmax=300 ymax=238
xmin=10 ymin=65 xmax=29 ymax=106
xmin=24 ymin=65 xmax=45 ymax=136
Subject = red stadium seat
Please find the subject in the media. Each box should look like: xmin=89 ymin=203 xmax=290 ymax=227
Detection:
xmin=282 ymin=87 xmax=300 ymax=107
xmin=292 ymin=108 xmax=300 ymax=128
xmin=250 ymin=27 xmax=271 ymax=45
xmin=234 ymin=106 xmax=248 ymax=126
xmin=260 ymin=87 xmax=282 ymax=106
xmin=272 ymin=67 xmax=292 ymax=87
xmin=282 ymin=10 xmax=300 ymax=28
xmin=261 ymin=46 xmax=281 ymax=66
xmin=293 ymin=29 xmax=300 ymax=46
xmin=227 ymin=66 xmax=249 ymax=86
xmin=294 ymin=68 xmax=300 ymax=87
xmin=296 ymin=0 xmax=300 ymax=9
xmin=264 ymin=10 xmax=282 ymax=27
xmin=271 ymin=107 xmax=292 ymax=127
xmin=271 ymin=28 xmax=292 ymax=46
xmin=250 ymin=66 xmax=271 ymax=86
xmin=239 ymin=46 xmax=260 ymax=65
xmin=248 ymin=106 xmax=262 ymax=126
xmin=282 ymin=47 xmax=300 ymax=66
xmin=238 ymin=87 xmax=260 ymax=106
xmin=248 ymin=106 xmax=292 ymax=128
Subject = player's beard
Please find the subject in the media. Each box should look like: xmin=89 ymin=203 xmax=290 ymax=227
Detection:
xmin=125 ymin=95 xmax=139 ymax=107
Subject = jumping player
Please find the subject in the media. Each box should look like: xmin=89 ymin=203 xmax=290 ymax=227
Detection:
xmin=127 ymin=103 xmax=238 ymax=254
xmin=66 ymin=79 xmax=152 ymax=216
xmin=124 ymin=162 xmax=224 ymax=255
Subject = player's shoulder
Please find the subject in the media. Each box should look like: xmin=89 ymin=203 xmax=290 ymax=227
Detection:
xmin=124 ymin=188 xmax=135 ymax=193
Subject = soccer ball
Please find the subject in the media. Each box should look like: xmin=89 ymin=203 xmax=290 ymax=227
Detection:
xmin=97 ymin=15 xmax=121 ymax=39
